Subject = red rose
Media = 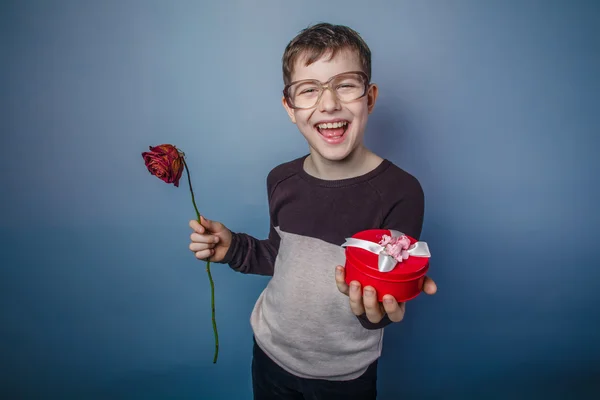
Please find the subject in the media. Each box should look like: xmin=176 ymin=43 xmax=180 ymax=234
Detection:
xmin=141 ymin=143 xmax=220 ymax=363
xmin=142 ymin=144 xmax=184 ymax=187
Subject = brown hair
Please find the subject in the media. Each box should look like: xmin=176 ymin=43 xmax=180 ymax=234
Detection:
xmin=282 ymin=23 xmax=372 ymax=85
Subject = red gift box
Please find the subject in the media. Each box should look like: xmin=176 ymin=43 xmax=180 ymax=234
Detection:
xmin=342 ymin=229 xmax=431 ymax=302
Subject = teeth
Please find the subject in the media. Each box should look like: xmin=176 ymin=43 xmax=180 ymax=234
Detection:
xmin=318 ymin=121 xmax=347 ymax=129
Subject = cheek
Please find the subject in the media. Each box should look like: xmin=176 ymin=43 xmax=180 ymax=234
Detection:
xmin=352 ymin=107 xmax=370 ymax=127
xmin=296 ymin=112 xmax=314 ymax=128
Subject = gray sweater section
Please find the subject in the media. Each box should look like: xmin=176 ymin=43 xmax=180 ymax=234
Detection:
xmin=222 ymin=154 xmax=425 ymax=380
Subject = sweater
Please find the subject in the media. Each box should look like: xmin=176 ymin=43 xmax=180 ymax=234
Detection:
xmin=222 ymin=154 xmax=425 ymax=381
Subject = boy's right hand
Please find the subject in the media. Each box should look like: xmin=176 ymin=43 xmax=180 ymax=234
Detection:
xmin=189 ymin=216 xmax=232 ymax=263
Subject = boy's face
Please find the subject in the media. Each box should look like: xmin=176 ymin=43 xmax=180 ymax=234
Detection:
xmin=282 ymin=49 xmax=378 ymax=165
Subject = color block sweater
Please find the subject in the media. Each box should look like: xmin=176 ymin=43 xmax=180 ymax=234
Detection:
xmin=222 ymin=154 xmax=425 ymax=381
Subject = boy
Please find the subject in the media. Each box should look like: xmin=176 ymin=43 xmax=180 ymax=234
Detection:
xmin=189 ymin=23 xmax=437 ymax=399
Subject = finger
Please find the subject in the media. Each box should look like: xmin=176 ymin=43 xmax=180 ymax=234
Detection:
xmin=200 ymin=216 xmax=222 ymax=233
xmin=382 ymin=295 xmax=406 ymax=322
xmin=422 ymin=276 xmax=437 ymax=295
xmin=335 ymin=266 xmax=349 ymax=296
xmin=190 ymin=232 xmax=220 ymax=244
xmin=189 ymin=219 xmax=204 ymax=234
xmin=193 ymin=248 xmax=215 ymax=261
xmin=363 ymin=286 xmax=384 ymax=323
xmin=189 ymin=241 xmax=216 ymax=253
xmin=348 ymin=281 xmax=365 ymax=316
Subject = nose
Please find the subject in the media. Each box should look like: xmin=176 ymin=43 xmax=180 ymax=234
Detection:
xmin=318 ymin=86 xmax=341 ymax=113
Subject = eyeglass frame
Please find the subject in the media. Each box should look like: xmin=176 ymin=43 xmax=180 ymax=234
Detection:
xmin=283 ymin=71 xmax=371 ymax=110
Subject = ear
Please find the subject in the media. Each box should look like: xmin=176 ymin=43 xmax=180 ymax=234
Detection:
xmin=367 ymin=83 xmax=379 ymax=114
xmin=282 ymin=96 xmax=297 ymax=124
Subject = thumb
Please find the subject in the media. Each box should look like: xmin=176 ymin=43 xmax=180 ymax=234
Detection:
xmin=200 ymin=215 xmax=222 ymax=233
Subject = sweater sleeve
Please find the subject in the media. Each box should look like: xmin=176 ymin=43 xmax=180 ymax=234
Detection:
xmin=382 ymin=174 xmax=425 ymax=239
xmin=357 ymin=173 xmax=426 ymax=330
xmin=221 ymin=225 xmax=279 ymax=276
xmin=220 ymin=170 xmax=281 ymax=276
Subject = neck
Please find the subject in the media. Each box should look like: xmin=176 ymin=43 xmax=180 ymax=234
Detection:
xmin=304 ymin=146 xmax=383 ymax=180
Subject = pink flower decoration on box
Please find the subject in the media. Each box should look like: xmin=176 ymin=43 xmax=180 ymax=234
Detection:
xmin=379 ymin=234 xmax=411 ymax=262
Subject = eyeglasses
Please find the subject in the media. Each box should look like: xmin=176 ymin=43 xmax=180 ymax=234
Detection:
xmin=283 ymin=71 xmax=370 ymax=110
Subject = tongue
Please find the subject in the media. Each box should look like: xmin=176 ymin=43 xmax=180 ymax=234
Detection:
xmin=320 ymin=127 xmax=345 ymax=137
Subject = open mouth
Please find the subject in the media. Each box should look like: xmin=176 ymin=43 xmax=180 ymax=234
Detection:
xmin=315 ymin=120 xmax=349 ymax=143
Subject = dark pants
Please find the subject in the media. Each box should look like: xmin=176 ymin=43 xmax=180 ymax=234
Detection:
xmin=251 ymin=338 xmax=378 ymax=400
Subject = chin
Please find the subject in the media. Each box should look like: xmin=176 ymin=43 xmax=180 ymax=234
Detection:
xmin=313 ymin=146 xmax=356 ymax=163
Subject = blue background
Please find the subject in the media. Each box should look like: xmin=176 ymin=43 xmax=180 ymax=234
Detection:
xmin=2 ymin=0 xmax=599 ymax=398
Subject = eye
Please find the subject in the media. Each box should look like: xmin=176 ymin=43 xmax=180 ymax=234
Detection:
xmin=336 ymin=83 xmax=359 ymax=91
xmin=295 ymin=85 xmax=320 ymax=97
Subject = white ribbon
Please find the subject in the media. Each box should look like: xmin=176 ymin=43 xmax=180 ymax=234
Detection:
xmin=341 ymin=230 xmax=431 ymax=272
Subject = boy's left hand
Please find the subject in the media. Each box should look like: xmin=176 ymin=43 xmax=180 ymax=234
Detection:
xmin=334 ymin=265 xmax=437 ymax=323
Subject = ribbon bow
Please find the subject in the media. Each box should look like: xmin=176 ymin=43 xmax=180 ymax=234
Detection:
xmin=341 ymin=230 xmax=431 ymax=273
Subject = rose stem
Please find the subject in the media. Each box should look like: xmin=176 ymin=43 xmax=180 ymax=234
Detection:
xmin=182 ymin=157 xmax=219 ymax=364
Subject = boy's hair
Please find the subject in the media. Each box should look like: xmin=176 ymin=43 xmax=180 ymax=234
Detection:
xmin=282 ymin=23 xmax=372 ymax=85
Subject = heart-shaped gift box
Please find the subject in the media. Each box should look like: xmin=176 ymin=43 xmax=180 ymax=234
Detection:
xmin=342 ymin=229 xmax=431 ymax=302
